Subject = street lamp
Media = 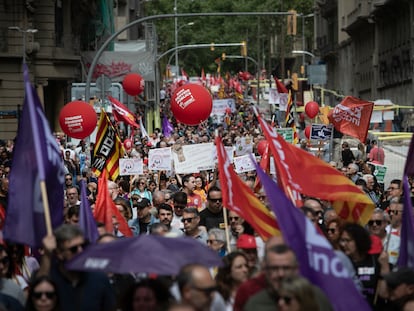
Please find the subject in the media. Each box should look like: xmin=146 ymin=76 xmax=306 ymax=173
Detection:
xmin=8 ymin=26 xmax=38 ymax=64
xmin=174 ymin=21 xmax=195 ymax=77
xmin=292 ymin=50 xmax=315 ymax=58
xmin=299 ymin=13 xmax=314 ymax=68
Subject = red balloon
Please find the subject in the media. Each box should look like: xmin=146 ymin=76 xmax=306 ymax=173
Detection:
xmin=257 ymin=140 xmax=269 ymax=156
xmin=59 ymin=101 xmax=97 ymax=139
xmin=171 ymin=84 xmax=212 ymax=126
xmin=122 ymin=73 xmax=144 ymax=96
xmin=304 ymin=125 xmax=311 ymax=139
xmin=305 ymin=101 xmax=319 ymax=119
xmin=124 ymin=138 xmax=133 ymax=151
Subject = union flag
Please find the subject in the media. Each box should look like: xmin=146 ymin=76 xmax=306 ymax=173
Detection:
xmin=257 ymin=114 xmax=374 ymax=225
xmin=328 ymin=96 xmax=374 ymax=143
xmin=107 ymin=96 xmax=139 ymax=128
xmin=92 ymin=110 xmax=124 ymax=181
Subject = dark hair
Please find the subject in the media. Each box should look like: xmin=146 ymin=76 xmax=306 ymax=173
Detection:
xmin=120 ymin=278 xmax=173 ymax=311
xmin=158 ymin=203 xmax=173 ymax=213
xmin=216 ymin=252 xmax=248 ymax=301
xmin=173 ymin=191 xmax=187 ymax=205
xmin=207 ymin=186 xmax=221 ymax=199
xmin=67 ymin=205 xmax=80 ymax=219
xmin=182 ymin=207 xmax=199 ymax=217
xmin=355 ymin=178 xmax=367 ymax=187
xmin=26 ymin=275 xmax=59 ymax=311
xmin=342 ymin=223 xmax=372 ymax=256
xmin=182 ymin=174 xmax=193 ymax=185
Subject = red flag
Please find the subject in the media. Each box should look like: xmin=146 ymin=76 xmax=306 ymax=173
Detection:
xmin=254 ymin=143 xmax=270 ymax=192
xmin=328 ymin=96 xmax=374 ymax=143
xmin=201 ymin=68 xmax=206 ymax=82
xmin=257 ymin=113 xmax=374 ymax=225
xmin=216 ymin=137 xmax=279 ymax=240
xmin=107 ymin=96 xmax=139 ymax=128
xmin=94 ymin=170 xmax=133 ymax=237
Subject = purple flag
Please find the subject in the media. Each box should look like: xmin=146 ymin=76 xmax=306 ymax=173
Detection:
xmin=162 ymin=116 xmax=174 ymax=138
xmin=79 ymin=180 xmax=99 ymax=243
xmin=254 ymin=161 xmax=371 ymax=311
xmin=396 ymin=175 xmax=414 ymax=268
xmin=4 ymin=65 xmax=65 ymax=247
xmin=405 ymin=135 xmax=414 ymax=175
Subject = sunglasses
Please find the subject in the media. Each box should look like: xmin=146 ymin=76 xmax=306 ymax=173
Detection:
xmin=389 ymin=210 xmax=403 ymax=215
xmin=279 ymin=295 xmax=293 ymax=305
xmin=65 ymin=242 xmax=88 ymax=254
xmin=174 ymin=205 xmax=186 ymax=209
xmin=181 ymin=217 xmax=195 ymax=223
xmin=327 ymin=228 xmax=336 ymax=234
xmin=207 ymin=239 xmax=222 ymax=244
xmin=65 ymin=178 xmax=72 ymax=181
xmin=32 ymin=291 xmax=56 ymax=300
xmin=0 ymin=257 xmax=9 ymax=265
xmin=229 ymin=216 xmax=240 ymax=221
xmin=191 ymin=285 xmax=218 ymax=294
xmin=208 ymin=198 xmax=222 ymax=203
xmin=368 ymin=220 xmax=383 ymax=226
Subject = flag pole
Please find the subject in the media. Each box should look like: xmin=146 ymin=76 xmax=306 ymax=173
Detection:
xmin=40 ymin=181 xmax=53 ymax=235
xmin=223 ymin=207 xmax=232 ymax=254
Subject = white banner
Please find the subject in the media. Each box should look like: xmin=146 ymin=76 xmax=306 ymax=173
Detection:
xmin=119 ymin=158 xmax=143 ymax=176
xmin=234 ymin=137 xmax=254 ymax=156
xmin=148 ymin=147 xmax=172 ymax=171
xmin=213 ymin=146 xmax=234 ymax=164
xmin=172 ymin=143 xmax=215 ymax=174
xmin=210 ymin=99 xmax=236 ymax=124
xmin=234 ymin=153 xmax=256 ymax=173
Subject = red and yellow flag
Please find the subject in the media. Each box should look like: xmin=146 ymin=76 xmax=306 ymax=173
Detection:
xmin=216 ymin=137 xmax=279 ymax=240
xmin=92 ymin=110 xmax=124 ymax=181
xmin=257 ymin=114 xmax=374 ymax=225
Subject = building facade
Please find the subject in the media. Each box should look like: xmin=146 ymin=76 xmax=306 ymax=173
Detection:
xmin=314 ymin=0 xmax=414 ymax=131
xmin=0 ymin=0 xmax=154 ymax=140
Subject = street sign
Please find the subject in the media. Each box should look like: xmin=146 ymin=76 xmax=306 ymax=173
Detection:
xmin=310 ymin=124 xmax=333 ymax=140
xmin=276 ymin=128 xmax=294 ymax=143
xmin=0 ymin=111 xmax=18 ymax=119
xmin=307 ymin=64 xmax=327 ymax=85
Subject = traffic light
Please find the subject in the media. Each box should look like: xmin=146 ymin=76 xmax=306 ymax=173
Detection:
xmin=287 ymin=10 xmax=297 ymax=35
xmin=241 ymin=41 xmax=247 ymax=57
xmin=221 ymin=52 xmax=226 ymax=60
xmin=210 ymin=42 xmax=215 ymax=51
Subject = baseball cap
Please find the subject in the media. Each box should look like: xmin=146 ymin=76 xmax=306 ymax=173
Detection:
xmin=236 ymin=234 xmax=257 ymax=249
xmin=134 ymin=198 xmax=151 ymax=209
xmin=383 ymin=268 xmax=414 ymax=289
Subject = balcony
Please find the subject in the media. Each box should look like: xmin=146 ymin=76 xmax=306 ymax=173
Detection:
xmin=346 ymin=0 xmax=372 ymax=28
xmin=317 ymin=0 xmax=337 ymax=19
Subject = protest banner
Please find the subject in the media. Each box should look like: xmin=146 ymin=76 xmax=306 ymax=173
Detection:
xmin=148 ymin=147 xmax=172 ymax=171
xmin=119 ymin=158 xmax=143 ymax=176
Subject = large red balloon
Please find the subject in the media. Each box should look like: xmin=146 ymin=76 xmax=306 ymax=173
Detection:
xmin=305 ymin=101 xmax=319 ymax=119
xmin=59 ymin=101 xmax=97 ymax=139
xmin=171 ymin=84 xmax=212 ymax=126
xmin=123 ymin=73 xmax=144 ymax=96
xmin=304 ymin=125 xmax=311 ymax=139
xmin=257 ymin=140 xmax=268 ymax=156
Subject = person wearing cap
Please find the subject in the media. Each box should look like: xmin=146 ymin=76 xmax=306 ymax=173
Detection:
xmin=236 ymin=234 xmax=259 ymax=277
xmin=128 ymin=198 xmax=159 ymax=235
xmin=381 ymin=267 xmax=414 ymax=305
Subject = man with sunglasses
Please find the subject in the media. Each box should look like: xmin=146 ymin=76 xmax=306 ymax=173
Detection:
xmin=171 ymin=191 xmax=187 ymax=231
xmin=38 ymin=224 xmax=116 ymax=311
xmin=199 ymin=186 xmax=224 ymax=232
xmin=367 ymin=208 xmax=400 ymax=266
xmin=181 ymin=207 xmax=208 ymax=244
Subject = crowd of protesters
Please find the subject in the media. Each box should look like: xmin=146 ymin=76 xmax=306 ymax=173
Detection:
xmin=0 ymin=83 xmax=413 ymax=311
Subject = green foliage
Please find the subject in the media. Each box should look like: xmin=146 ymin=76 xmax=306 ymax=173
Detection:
xmin=144 ymin=0 xmax=313 ymax=77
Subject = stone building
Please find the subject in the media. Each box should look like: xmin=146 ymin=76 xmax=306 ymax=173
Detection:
xmin=314 ymin=0 xmax=414 ymax=130
xmin=0 ymin=0 xmax=154 ymax=140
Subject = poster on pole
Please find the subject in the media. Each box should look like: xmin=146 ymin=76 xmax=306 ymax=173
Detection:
xmin=234 ymin=153 xmax=256 ymax=174
xmin=234 ymin=137 xmax=254 ymax=156
xmin=310 ymin=124 xmax=333 ymax=141
xmin=210 ymin=99 xmax=236 ymax=124
xmin=119 ymin=158 xmax=143 ymax=176
xmin=276 ymin=128 xmax=294 ymax=143
xmin=368 ymin=162 xmax=387 ymax=183
xmin=172 ymin=143 xmax=215 ymax=173
xmin=148 ymin=147 xmax=172 ymax=171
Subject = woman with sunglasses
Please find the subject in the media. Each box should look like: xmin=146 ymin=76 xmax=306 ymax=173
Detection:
xmin=130 ymin=178 xmax=153 ymax=204
xmin=277 ymin=276 xmax=318 ymax=311
xmin=26 ymin=275 xmax=59 ymax=311
xmin=325 ymin=219 xmax=343 ymax=250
